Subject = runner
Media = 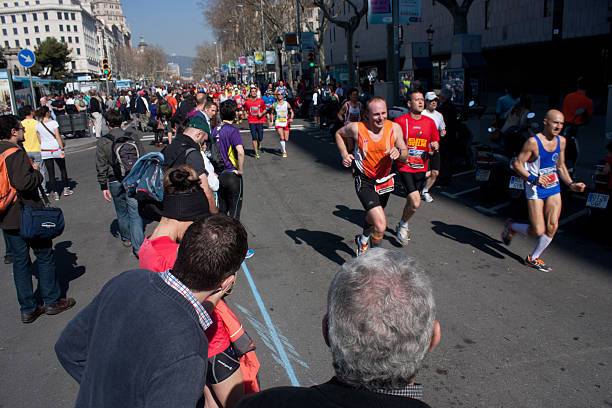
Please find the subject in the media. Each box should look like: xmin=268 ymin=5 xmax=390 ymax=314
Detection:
xmin=420 ymin=91 xmax=446 ymax=202
xmin=269 ymin=90 xmax=294 ymax=158
xmin=243 ymin=86 xmax=267 ymax=158
xmin=502 ymin=109 xmax=585 ymax=272
xmin=335 ymin=96 xmax=407 ymax=255
xmin=393 ymin=90 xmax=439 ymax=245
xmin=336 ymin=88 xmax=364 ymax=124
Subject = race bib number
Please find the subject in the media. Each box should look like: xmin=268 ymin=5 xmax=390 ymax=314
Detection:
xmin=586 ymin=193 xmax=609 ymax=209
xmin=407 ymin=148 xmax=426 ymax=169
xmin=508 ymin=176 xmax=524 ymax=190
xmin=539 ymin=167 xmax=559 ymax=189
xmin=250 ymin=106 xmax=260 ymax=115
xmin=277 ymin=111 xmax=287 ymax=123
xmin=476 ymin=169 xmax=490 ymax=182
xmin=375 ymin=177 xmax=395 ymax=195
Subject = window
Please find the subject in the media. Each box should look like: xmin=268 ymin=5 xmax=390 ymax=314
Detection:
xmin=68 ymin=36 xmax=72 ymax=43
xmin=71 ymin=61 xmax=75 ymax=70
xmin=11 ymin=15 xmax=16 ymax=22
xmin=64 ymin=12 xmax=68 ymax=20
xmin=25 ymin=0 xmax=29 ymax=4
xmin=57 ymin=12 xmax=62 ymax=19
xmin=0 ymin=16 xmax=4 ymax=23
xmin=4 ymin=41 xmax=9 ymax=48
xmin=21 ymin=13 xmax=26 ymax=21
xmin=15 ymin=39 xmax=19 ymax=47
xmin=61 ymin=36 xmax=64 ymax=42
xmin=14 ymin=2 xmax=18 ymax=5
xmin=34 ymin=25 xmax=38 ymax=32
xmin=59 ymin=0 xmax=63 ymax=3
xmin=73 ymin=25 xmax=77 ymax=32
xmin=43 ymin=12 xmax=48 ymax=19
xmin=25 ymin=38 xmax=30 ymax=45
xmin=484 ymin=0 xmax=491 ymax=29
xmin=67 ymin=25 xmax=70 ymax=31
xmin=1 ymin=29 xmax=6 ymax=35
xmin=23 ymin=26 xmax=28 ymax=33
xmin=76 ymin=47 xmax=80 ymax=55
xmin=13 ymin=28 xmax=17 ymax=35
xmin=32 ymin=13 xmax=37 ymax=21
xmin=71 ymin=12 xmax=75 ymax=20
xmin=45 ymin=24 xmax=49 ymax=31
xmin=59 ymin=24 xmax=63 ymax=31
xmin=36 ymin=0 xmax=39 ymax=3
xmin=36 ymin=37 xmax=40 ymax=44
xmin=74 ymin=36 xmax=78 ymax=43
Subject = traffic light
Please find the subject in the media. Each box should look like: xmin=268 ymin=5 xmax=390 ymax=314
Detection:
xmin=308 ymin=52 xmax=315 ymax=68
xmin=102 ymin=57 xmax=110 ymax=76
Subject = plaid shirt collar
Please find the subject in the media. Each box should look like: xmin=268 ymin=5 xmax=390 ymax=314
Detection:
xmin=160 ymin=270 xmax=212 ymax=331
xmin=373 ymin=383 xmax=423 ymax=400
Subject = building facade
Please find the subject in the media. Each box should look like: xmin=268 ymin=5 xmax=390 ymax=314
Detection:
xmin=0 ymin=0 xmax=130 ymax=76
xmin=323 ymin=0 xmax=610 ymax=97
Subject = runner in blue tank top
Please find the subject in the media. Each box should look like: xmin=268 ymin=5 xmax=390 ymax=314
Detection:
xmin=501 ymin=110 xmax=585 ymax=272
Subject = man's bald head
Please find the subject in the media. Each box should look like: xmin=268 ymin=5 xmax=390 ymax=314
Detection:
xmin=545 ymin=109 xmax=564 ymax=122
xmin=543 ymin=109 xmax=564 ymax=136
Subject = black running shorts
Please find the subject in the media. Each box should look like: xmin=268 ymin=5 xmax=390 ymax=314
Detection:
xmin=207 ymin=344 xmax=241 ymax=384
xmin=430 ymin=150 xmax=440 ymax=171
xmin=398 ymin=171 xmax=427 ymax=194
xmin=354 ymin=174 xmax=391 ymax=211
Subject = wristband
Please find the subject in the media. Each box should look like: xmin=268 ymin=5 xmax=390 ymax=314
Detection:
xmin=527 ymin=174 xmax=538 ymax=184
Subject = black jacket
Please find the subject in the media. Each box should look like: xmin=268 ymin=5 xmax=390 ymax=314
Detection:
xmin=0 ymin=141 xmax=44 ymax=230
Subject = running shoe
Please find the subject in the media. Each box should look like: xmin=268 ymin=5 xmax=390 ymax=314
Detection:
xmin=421 ymin=190 xmax=434 ymax=203
xmin=501 ymin=218 xmax=514 ymax=246
xmin=63 ymin=187 xmax=74 ymax=196
xmin=245 ymin=249 xmax=255 ymax=259
xmin=255 ymin=153 xmax=260 ymax=159
xmin=354 ymin=234 xmax=369 ymax=256
xmin=53 ymin=192 xmax=60 ymax=201
xmin=282 ymin=152 xmax=287 ymax=158
xmin=524 ymin=254 xmax=552 ymax=272
xmin=395 ymin=222 xmax=411 ymax=245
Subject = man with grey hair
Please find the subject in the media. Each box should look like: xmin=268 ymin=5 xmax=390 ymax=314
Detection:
xmin=236 ymin=248 xmax=441 ymax=408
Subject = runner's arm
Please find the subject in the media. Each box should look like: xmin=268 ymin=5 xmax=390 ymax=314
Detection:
xmin=337 ymin=104 xmax=347 ymax=122
xmin=235 ymin=144 xmax=245 ymax=175
xmin=513 ymin=138 xmax=538 ymax=182
xmin=199 ymin=174 xmax=218 ymax=214
xmin=557 ymin=136 xmax=586 ymax=192
xmin=392 ymin=122 xmax=408 ymax=162
xmin=335 ymin=122 xmax=357 ymax=167
xmin=288 ymin=105 xmax=294 ymax=122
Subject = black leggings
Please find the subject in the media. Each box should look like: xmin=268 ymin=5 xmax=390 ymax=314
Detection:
xmin=154 ymin=128 xmax=164 ymax=144
xmin=218 ymin=172 xmax=243 ymax=220
xmin=44 ymin=158 xmax=69 ymax=193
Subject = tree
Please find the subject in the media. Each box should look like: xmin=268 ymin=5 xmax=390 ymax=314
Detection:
xmin=112 ymin=45 xmax=168 ymax=81
xmin=193 ymin=43 xmax=217 ymax=80
xmin=314 ymin=0 xmax=368 ymax=86
xmin=434 ymin=0 xmax=475 ymax=34
xmin=300 ymin=2 xmax=329 ymax=81
xmin=31 ymin=37 xmax=72 ymax=80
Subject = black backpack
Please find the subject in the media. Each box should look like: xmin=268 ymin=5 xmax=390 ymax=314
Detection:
xmin=104 ymin=133 xmax=140 ymax=180
xmin=208 ymin=123 xmax=227 ymax=173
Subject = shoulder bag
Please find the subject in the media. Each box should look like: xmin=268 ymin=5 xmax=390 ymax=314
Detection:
xmin=20 ymin=186 xmax=65 ymax=240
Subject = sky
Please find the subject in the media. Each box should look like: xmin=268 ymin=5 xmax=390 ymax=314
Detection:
xmin=121 ymin=0 xmax=213 ymax=57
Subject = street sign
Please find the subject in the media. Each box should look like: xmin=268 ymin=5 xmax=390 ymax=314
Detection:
xmin=17 ymin=49 xmax=36 ymax=68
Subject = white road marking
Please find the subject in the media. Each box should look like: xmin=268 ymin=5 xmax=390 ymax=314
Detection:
xmin=474 ymin=201 xmax=512 ymax=215
xmin=558 ymin=208 xmax=589 ymax=227
xmin=441 ymin=186 xmax=480 ymax=198
xmin=452 ymin=169 xmax=477 ymax=177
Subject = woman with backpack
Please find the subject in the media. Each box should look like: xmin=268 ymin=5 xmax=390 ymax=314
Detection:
xmin=35 ymin=106 xmax=73 ymax=200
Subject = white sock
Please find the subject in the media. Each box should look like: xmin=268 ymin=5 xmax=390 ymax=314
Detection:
xmin=360 ymin=234 xmax=369 ymax=245
xmin=510 ymin=223 xmax=529 ymax=236
xmin=280 ymin=140 xmax=286 ymax=153
xmin=399 ymin=221 xmax=409 ymax=229
xmin=422 ymin=188 xmax=428 ymax=194
xmin=531 ymin=234 xmax=553 ymax=259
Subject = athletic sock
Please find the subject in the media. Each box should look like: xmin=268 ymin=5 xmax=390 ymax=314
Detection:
xmin=531 ymin=234 xmax=553 ymax=259
xmin=280 ymin=140 xmax=286 ymax=153
xmin=359 ymin=234 xmax=369 ymax=245
xmin=399 ymin=221 xmax=409 ymax=229
xmin=371 ymin=231 xmax=383 ymax=247
xmin=510 ymin=223 xmax=529 ymax=236
xmin=422 ymin=188 xmax=428 ymax=194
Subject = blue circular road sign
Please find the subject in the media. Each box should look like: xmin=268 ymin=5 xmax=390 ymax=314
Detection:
xmin=17 ymin=49 xmax=36 ymax=69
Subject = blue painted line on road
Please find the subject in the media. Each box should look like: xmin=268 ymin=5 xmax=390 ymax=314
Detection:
xmin=241 ymin=261 xmax=300 ymax=386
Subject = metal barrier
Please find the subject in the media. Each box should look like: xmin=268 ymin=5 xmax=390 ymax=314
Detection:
xmin=57 ymin=113 xmax=91 ymax=138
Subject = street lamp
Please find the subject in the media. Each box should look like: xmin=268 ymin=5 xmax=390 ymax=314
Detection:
xmin=275 ymin=36 xmax=284 ymax=82
xmin=354 ymin=41 xmax=360 ymax=87
xmin=426 ymin=24 xmax=434 ymax=55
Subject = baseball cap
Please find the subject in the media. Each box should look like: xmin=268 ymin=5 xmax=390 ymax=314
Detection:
xmin=425 ymin=91 xmax=438 ymax=101
xmin=188 ymin=116 xmax=210 ymax=134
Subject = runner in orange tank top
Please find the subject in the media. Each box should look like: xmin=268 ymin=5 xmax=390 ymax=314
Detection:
xmin=335 ymin=97 xmax=408 ymax=256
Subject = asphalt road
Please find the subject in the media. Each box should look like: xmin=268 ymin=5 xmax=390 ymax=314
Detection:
xmin=1 ymin=121 xmax=611 ymax=407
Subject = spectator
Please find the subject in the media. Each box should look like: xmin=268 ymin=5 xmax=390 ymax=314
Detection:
xmin=21 ymin=105 xmax=46 ymax=188
xmin=134 ymin=90 xmax=151 ymax=132
xmin=55 ymin=214 xmax=248 ymax=408
xmin=562 ymin=76 xmax=594 ymax=126
xmin=89 ymin=89 xmax=103 ymax=138
xmin=436 ymin=88 xmax=457 ymax=185
xmin=51 ymin=95 xmax=67 ymax=116
xmin=96 ymin=109 xmax=145 ymax=257
xmin=0 ymin=115 xmax=76 ymax=324
xmin=237 ymin=248 xmax=440 ymax=408
xmin=35 ymin=106 xmax=74 ymax=200
xmin=495 ymin=85 xmax=520 ymax=123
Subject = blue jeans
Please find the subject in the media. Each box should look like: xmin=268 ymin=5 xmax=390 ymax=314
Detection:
xmin=3 ymin=230 xmax=59 ymax=313
xmin=108 ymin=181 xmax=144 ymax=255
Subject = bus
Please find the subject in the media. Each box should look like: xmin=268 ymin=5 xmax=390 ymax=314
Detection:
xmin=12 ymin=76 xmax=64 ymax=107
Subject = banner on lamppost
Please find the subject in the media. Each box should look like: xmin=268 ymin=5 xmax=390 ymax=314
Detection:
xmin=239 ymin=56 xmax=247 ymax=67
xmin=222 ymin=64 xmax=228 ymax=72
xmin=301 ymin=32 xmax=315 ymax=51
xmin=265 ymin=51 xmax=276 ymax=65
xmin=368 ymin=0 xmax=422 ymax=24
xmin=254 ymin=51 xmax=264 ymax=65
xmin=229 ymin=60 xmax=236 ymax=68
xmin=284 ymin=32 xmax=298 ymax=51
xmin=247 ymin=56 xmax=255 ymax=67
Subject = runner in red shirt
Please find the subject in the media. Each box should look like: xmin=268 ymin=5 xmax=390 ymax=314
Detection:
xmin=393 ymin=90 xmax=439 ymax=244
xmin=243 ymin=86 xmax=267 ymax=158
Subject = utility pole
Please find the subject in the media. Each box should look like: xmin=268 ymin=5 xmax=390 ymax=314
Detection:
xmin=261 ymin=0 xmax=266 ymax=82
xmin=296 ymin=0 xmax=302 ymax=78
xmin=391 ymin=0 xmax=400 ymax=106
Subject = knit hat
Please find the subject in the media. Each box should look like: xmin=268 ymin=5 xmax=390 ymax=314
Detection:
xmin=162 ymin=190 xmax=209 ymax=221
xmin=188 ymin=116 xmax=210 ymax=135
